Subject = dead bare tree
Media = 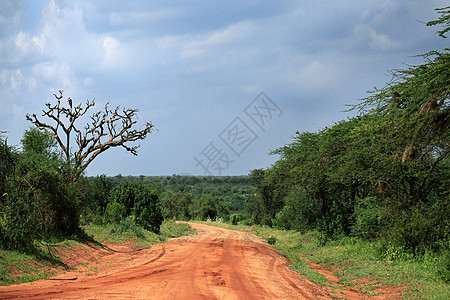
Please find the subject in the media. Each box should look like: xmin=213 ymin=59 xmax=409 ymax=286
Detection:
xmin=26 ymin=90 xmax=154 ymax=181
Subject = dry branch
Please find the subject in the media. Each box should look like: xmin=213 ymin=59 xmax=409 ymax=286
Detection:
xmin=26 ymin=90 xmax=154 ymax=181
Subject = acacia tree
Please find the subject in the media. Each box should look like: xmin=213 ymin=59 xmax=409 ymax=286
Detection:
xmin=26 ymin=90 xmax=154 ymax=181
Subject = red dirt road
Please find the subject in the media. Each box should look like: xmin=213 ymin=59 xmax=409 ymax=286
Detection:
xmin=0 ymin=223 xmax=332 ymax=299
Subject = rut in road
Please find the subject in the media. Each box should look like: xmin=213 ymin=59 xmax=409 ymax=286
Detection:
xmin=0 ymin=223 xmax=332 ymax=299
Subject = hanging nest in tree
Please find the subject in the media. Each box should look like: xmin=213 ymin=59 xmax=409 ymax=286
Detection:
xmin=402 ymin=146 xmax=418 ymax=162
xmin=378 ymin=179 xmax=388 ymax=193
xmin=419 ymin=97 xmax=437 ymax=115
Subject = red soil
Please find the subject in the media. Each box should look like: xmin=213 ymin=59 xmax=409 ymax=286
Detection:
xmin=0 ymin=223 xmax=332 ymax=299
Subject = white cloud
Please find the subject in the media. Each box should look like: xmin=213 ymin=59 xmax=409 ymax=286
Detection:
xmin=102 ymin=36 xmax=122 ymax=67
xmin=180 ymin=21 xmax=255 ymax=59
xmin=109 ymin=8 xmax=182 ymax=27
xmin=0 ymin=69 xmax=37 ymax=91
xmin=32 ymin=61 xmax=77 ymax=91
xmin=11 ymin=103 xmax=24 ymax=120
xmin=352 ymin=24 xmax=402 ymax=51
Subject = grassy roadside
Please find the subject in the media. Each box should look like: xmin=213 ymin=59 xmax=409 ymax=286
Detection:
xmin=0 ymin=220 xmax=195 ymax=286
xmin=199 ymin=220 xmax=449 ymax=299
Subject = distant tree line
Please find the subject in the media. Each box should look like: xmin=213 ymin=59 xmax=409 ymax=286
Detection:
xmin=80 ymin=175 xmax=256 ymax=225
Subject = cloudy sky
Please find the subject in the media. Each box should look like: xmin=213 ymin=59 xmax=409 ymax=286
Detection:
xmin=0 ymin=0 xmax=448 ymax=176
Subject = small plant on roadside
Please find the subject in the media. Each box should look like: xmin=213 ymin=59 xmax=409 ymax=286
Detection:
xmin=267 ymin=236 xmax=277 ymax=245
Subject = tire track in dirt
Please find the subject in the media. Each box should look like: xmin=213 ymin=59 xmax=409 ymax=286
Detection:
xmin=0 ymin=223 xmax=332 ymax=299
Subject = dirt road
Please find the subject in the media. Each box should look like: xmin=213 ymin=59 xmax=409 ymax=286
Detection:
xmin=0 ymin=223 xmax=332 ymax=299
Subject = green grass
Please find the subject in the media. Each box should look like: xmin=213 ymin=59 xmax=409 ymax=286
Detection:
xmin=0 ymin=250 xmax=56 ymax=285
xmin=199 ymin=220 xmax=450 ymax=299
xmin=160 ymin=220 xmax=196 ymax=238
xmin=83 ymin=219 xmax=196 ymax=248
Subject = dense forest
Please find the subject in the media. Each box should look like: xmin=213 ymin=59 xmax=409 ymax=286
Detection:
xmin=0 ymin=6 xmax=448 ymax=285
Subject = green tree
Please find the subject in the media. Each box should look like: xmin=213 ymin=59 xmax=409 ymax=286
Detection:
xmin=108 ymin=181 xmax=163 ymax=233
xmin=253 ymin=6 xmax=449 ymax=253
xmin=190 ymin=194 xmax=217 ymax=220
xmin=17 ymin=128 xmax=80 ymax=236
xmin=161 ymin=191 xmax=192 ymax=220
xmin=0 ymin=133 xmax=15 ymax=199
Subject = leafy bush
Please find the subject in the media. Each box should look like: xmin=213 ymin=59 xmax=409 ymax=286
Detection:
xmin=105 ymin=201 xmax=125 ymax=224
xmin=108 ymin=181 xmax=163 ymax=233
xmin=352 ymin=197 xmax=384 ymax=240
xmin=190 ymin=194 xmax=217 ymax=221
xmin=110 ymin=216 xmax=145 ymax=240
xmin=133 ymin=189 xmax=163 ymax=233
xmin=273 ymin=191 xmax=320 ymax=232
xmin=267 ymin=236 xmax=277 ymax=245
xmin=381 ymin=198 xmax=449 ymax=256
xmin=230 ymin=213 xmax=241 ymax=225
xmin=0 ymin=191 xmax=36 ymax=250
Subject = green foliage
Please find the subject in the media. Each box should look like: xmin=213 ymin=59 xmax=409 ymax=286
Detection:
xmin=84 ymin=175 xmax=116 ymax=212
xmin=150 ymin=175 xmax=255 ymax=221
xmin=427 ymin=6 xmax=450 ymax=38
xmin=229 ymin=213 xmax=241 ymax=225
xmin=273 ymin=190 xmax=320 ymax=232
xmin=133 ymin=189 xmax=163 ymax=233
xmin=0 ymin=191 xmax=35 ymax=250
xmin=190 ymin=194 xmax=217 ymax=220
xmin=110 ymin=216 xmax=145 ymax=240
xmin=249 ymin=7 xmax=449 ymax=261
xmin=267 ymin=236 xmax=277 ymax=245
xmin=17 ymin=128 xmax=81 ymax=237
xmin=159 ymin=220 xmax=195 ymax=238
xmin=0 ymin=133 xmax=15 ymax=196
xmin=1 ymin=128 xmax=81 ymax=251
xmin=105 ymin=200 xmax=125 ymax=224
xmin=381 ymin=197 xmax=449 ymax=256
xmin=249 ymin=168 xmax=285 ymax=226
xmin=20 ymin=127 xmax=58 ymax=159
xmin=351 ymin=197 xmax=384 ymax=240
xmin=108 ymin=181 xmax=163 ymax=233
xmin=160 ymin=191 xmax=192 ymax=220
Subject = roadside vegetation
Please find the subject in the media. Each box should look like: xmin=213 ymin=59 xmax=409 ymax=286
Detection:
xmin=200 ymin=220 xmax=449 ymax=299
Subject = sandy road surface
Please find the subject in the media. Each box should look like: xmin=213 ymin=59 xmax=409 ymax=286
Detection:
xmin=0 ymin=223 xmax=332 ymax=299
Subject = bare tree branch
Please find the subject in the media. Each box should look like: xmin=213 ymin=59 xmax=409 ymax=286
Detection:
xmin=27 ymin=90 xmax=154 ymax=181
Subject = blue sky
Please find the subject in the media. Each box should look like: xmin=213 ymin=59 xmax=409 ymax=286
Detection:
xmin=0 ymin=0 xmax=448 ymax=176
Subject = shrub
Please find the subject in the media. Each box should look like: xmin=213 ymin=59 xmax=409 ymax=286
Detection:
xmin=105 ymin=201 xmax=125 ymax=224
xmin=267 ymin=236 xmax=277 ymax=245
xmin=381 ymin=198 xmax=449 ymax=256
xmin=133 ymin=190 xmax=163 ymax=234
xmin=351 ymin=197 xmax=384 ymax=240
xmin=230 ymin=213 xmax=241 ymax=225
xmin=108 ymin=182 xmax=163 ymax=233
xmin=272 ymin=191 xmax=320 ymax=232
xmin=111 ymin=216 xmax=145 ymax=239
